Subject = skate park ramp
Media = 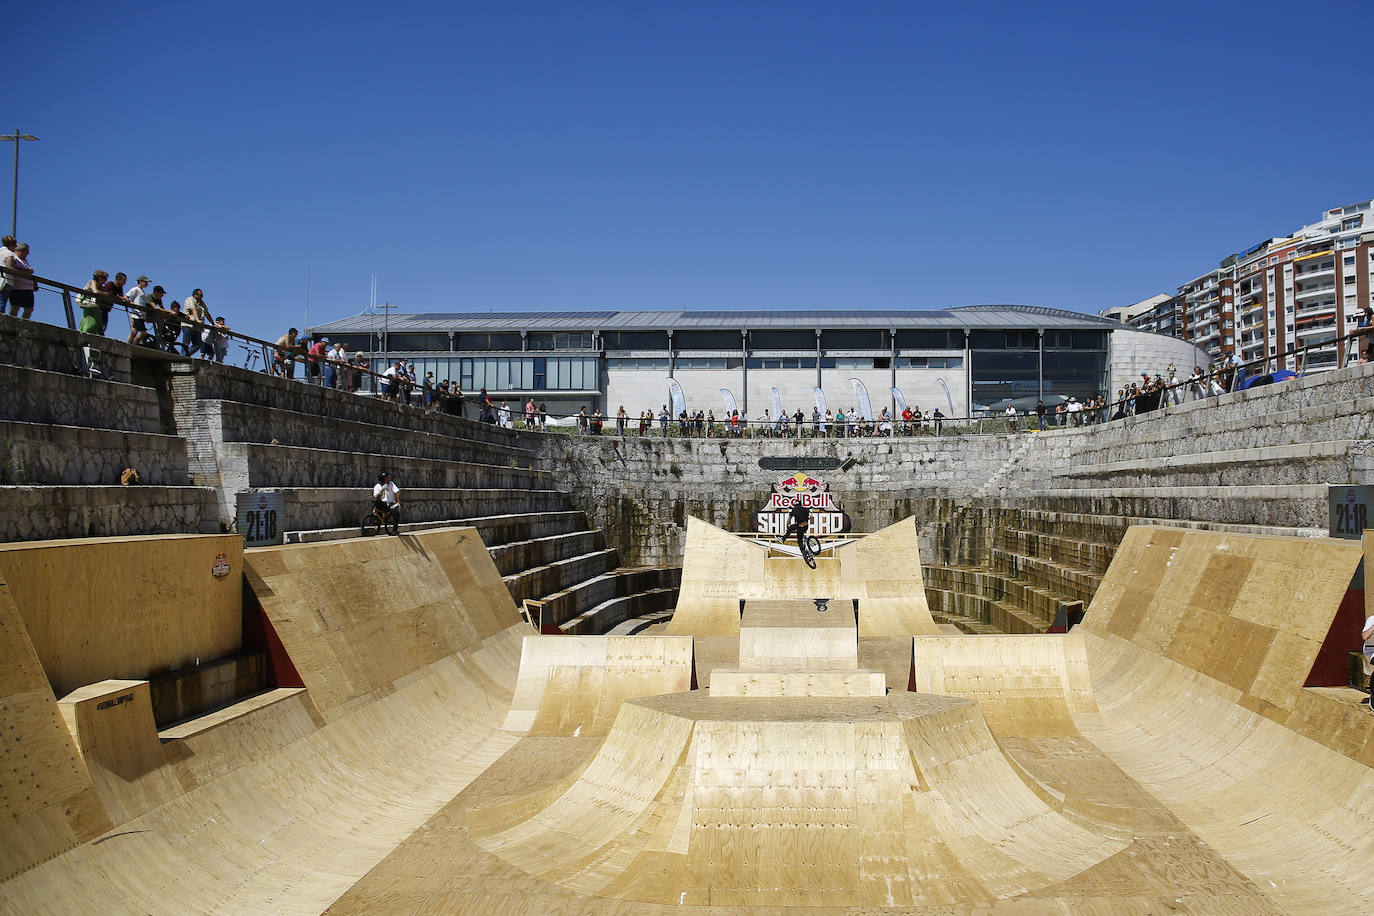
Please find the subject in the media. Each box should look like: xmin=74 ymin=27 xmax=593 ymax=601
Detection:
xmin=5 ymin=523 xmax=1374 ymax=913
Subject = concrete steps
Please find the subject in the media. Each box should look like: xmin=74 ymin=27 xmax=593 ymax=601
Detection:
xmin=503 ymin=548 xmax=621 ymax=606
xmin=0 ymin=420 xmax=191 ymax=486
xmin=0 ymin=363 xmax=161 ymax=433
xmin=1058 ymin=440 xmax=1357 ymax=489
xmin=207 ymin=399 xmax=539 ymax=469
xmin=539 ymin=566 xmax=683 ymax=631
xmin=269 ymin=486 xmax=574 ymax=531
xmin=0 ymin=484 xmax=221 ymax=541
xmin=560 ymin=586 xmax=680 ymax=635
xmin=488 ymin=530 xmax=606 ymax=577
xmin=218 ymin=442 xmax=558 ymax=491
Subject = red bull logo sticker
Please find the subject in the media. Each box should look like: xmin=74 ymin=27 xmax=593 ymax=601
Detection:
xmin=753 ymin=472 xmax=851 ymax=535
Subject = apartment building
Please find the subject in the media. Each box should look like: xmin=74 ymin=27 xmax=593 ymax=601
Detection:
xmin=1111 ymin=199 xmax=1374 ymax=370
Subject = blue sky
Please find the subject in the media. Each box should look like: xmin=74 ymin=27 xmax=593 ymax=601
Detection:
xmin=13 ymin=0 xmax=1373 ymax=344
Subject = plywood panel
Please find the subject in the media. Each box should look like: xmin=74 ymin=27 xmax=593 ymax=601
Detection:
xmin=0 ymin=534 xmax=243 ymax=698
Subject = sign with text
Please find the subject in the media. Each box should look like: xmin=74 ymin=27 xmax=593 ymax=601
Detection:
xmin=237 ymin=491 xmax=285 ymax=547
xmin=752 ymin=472 xmax=852 ymax=536
xmin=1329 ymin=485 xmax=1371 ymax=540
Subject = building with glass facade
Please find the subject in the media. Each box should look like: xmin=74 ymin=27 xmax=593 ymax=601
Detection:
xmin=309 ymin=304 xmax=1205 ymax=418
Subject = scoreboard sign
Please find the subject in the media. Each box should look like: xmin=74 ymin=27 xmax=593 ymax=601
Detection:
xmin=753 ymin=473 xmax=852 ymax=536
xmin=237 ymin=490 xmax=285 ymax=547
xmin=1329 ymin=485 xmax=1371 ymax=540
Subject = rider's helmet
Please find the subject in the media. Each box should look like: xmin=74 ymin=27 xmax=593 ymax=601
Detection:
xmin=377 ymin=471 xmax=390 ymax=483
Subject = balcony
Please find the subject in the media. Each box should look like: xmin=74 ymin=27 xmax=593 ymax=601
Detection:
xmin=1294 ymin=282 xmax=1336 ymax=300
xmin=1295 ymin=264 xmax=1335 ymax=281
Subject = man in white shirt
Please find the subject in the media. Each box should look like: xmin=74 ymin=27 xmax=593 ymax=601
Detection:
xmin=1066 ymin=397 xmax=1083 ymax=427
xmin=1003 ymin=404 xmax=1018 ymax=433
xmin=1229 ymin=351 xmax=1246 ymax=392
xmin=372 ymin=471 xmax=401 ymax=532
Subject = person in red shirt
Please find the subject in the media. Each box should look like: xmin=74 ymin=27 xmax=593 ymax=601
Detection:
xmin=306 ymin=337 xmax=329 ymax=385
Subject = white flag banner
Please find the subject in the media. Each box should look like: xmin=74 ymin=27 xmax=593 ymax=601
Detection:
xmin=891 ymin=387 xmax=908 ymax=415
xmin=849 ymin=377 xmax=874 ymax=421
xmin=770 ymin=387 xmax=783 ymax=420
xmin=720 ymin=388 xmax=738 ymax=416
xmin=813 ymin=386 xmax=828 ymax=417
xmin=668 ymin=378 xmax=685 ymax=417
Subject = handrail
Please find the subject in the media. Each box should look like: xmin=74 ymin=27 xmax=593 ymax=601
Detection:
xmin=5 ymin=264 xmax=1369 ymax=435
xmin=1 ymin=264 xmax=400 ymax=392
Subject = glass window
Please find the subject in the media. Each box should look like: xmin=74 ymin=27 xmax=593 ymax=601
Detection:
xmin=533 ymin=357 xmax=546 ymax=390
xmin=894 ymin=330 xmax=962 ymax=349
xmin=749 ymin=330 xmax=815 ymax=350
xmin=675 ymin=330 xmax=743 ymax=350
xmin=603 ymin=331 xmax=669 ymax=350
xmin=821 ymin=329 xmax=889 ymax=350
xmin=388 ymin=333 xmax=450 ymax=351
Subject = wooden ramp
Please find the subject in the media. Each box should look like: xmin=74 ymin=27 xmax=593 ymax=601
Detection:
xmin=7 ymin=523 xmax=1374 ymax=914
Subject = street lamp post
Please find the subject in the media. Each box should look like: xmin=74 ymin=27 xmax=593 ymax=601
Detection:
xmin=0 ymin=130 xmax=39 ymax=238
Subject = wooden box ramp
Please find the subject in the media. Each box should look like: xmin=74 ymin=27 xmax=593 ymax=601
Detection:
xmin=503 ymin=635 xmax=694 ymax=736
xmin=666 ymin=515 xmax=939 ymax=638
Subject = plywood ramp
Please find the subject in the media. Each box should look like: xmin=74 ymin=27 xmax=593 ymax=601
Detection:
xmin=0 ymin=527 xmax=533 ymax=915
xmin=503 ymin=634 xmax=693 ymax=735
xmin=462 ymin=692 xmax=1126 ymax=909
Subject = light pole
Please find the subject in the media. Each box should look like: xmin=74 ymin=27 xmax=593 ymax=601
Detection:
xmin=0 ymin=130 xmax=39 ymax=238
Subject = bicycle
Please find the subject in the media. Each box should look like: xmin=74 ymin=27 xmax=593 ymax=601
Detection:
xmin=361 ymin=504 xmax=400 ymax=537
xmin=775 ymin=527 xmax=822 ymax=569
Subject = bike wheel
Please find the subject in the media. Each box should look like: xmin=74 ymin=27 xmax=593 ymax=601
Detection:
xmin=805 ymin=535 xmax=822 ymax=558
xmin=361 ymin=514 xmax=381 ymax=537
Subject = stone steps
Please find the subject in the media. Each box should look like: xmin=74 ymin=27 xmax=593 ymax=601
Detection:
xmin=560 ymin=586 xmax=681 ymax=636
xmin=1058 ymin=440 xmax=1357 ymax=489
xmin=1033 ymin=485 xmax=1330 ymax=529
xmin=168 ymin=360 xmax=532 ymax=451
xmin=283 ymin=510 xmax=589 ymax=546
xmin=268 ymin=486 xmax=574 ymax=532
xmin=540 ymin=566 xmax=683 ymax=630
xmin=0 ymin=312 xmax=136 ymax=382
xmin=207 ymin=399 xmax=538 ymax=468
xmin=503 ymin=548 xmax=621 ymax=606
xmin=1070 ymin=396 xmax=1374 ymax=466
xmin=0 ymin=484 xmax=222 ymax=541
xmin=0 ymin=363 xmax=161 ymax=433
xmin=0 ymin=420 xmax=191 ymax=486
xmin=218 ymin=442 xmax=559 ymax=491
xmin=488 ymin=530 xmax=606 ymax=577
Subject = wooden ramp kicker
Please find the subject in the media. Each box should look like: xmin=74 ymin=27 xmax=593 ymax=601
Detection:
xmin=503 ymin=634 xmax=694 ymax=736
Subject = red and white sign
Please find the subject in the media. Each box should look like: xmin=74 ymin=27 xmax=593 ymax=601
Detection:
xmin=753 ymin=472 xmax=851 ymax=535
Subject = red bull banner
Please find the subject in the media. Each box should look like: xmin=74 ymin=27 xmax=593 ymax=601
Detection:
xmin=752 ymin=472 xmax=852 ymax=536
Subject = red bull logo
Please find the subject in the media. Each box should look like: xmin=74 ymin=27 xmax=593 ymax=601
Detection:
xmin=754 ymin=472 xmax=850 ymax=535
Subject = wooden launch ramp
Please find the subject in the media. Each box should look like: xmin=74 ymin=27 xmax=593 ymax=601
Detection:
xmin=2 ymin=521 xmax=1373 ymax=913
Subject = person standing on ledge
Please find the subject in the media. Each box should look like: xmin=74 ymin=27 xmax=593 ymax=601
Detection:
xmin=3 ymin=243 xmax=35 ymax=319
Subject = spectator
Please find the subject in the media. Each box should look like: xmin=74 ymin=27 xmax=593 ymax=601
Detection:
xmin=0 ymin=235 xmax=13 ymax=314
xmin=659 ymin=405 xmax=669 ymax=437
xmin=538 ymin=402 xmax=547 ymax=430
xmin=306 ymin=337 xmax=328 ymax=384
xmin=381 ymin=360 xmax=401 ymax=401
xmin=527 ymin=398 xmax=538 ymax=430
xmin=577 ymin=406 xmax=588 ymax=435
xmin=182 ymin=289 xmax=209 ymax=355
xmin=124 ymin=275 xmax=151 ymax=343
xmin=591 ymin=408 xmax=603 ymax=434
xmin=2 ymin=243 xmax=35 ymax=319
xmin=274 ymin=328 xmax=300 ymax=377
xmin=1035 ymin=400 xmax=1047 ymax=430
xmin=98 ymin=271 xmax=129 ymax=335
xmin=1229 ymin=351 xmax=1247 ymax=392
xmin=78 ymin=271 xmax=109 ymax=334
xmin=1004 ymin=404 xmax=1018 ymax=433
xmin=208 ymin=316 xmax=231 ymax=363
xmin=1361 ymin=305 xmax=1374 ymax=364
xmin=932 ymin=407 xmax=945 ymax=434
xmin=326 ymin=340 xmax=345 ymax=387
xmin=498 ymin=400 xmax=511 ymax=427
xmin=422 ymin=371 xmax=436 ymax=409
xmin=137 ymin=285 xmax=169 ymax=348
xmin=638 ymin=409 xmax=650 ymax=436
xmin=616 ymin=405 xmax=626 ymax=437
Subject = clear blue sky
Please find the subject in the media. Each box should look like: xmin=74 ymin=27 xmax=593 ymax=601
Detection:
xmin=13 ymin=0 xmax=1373 ymax=344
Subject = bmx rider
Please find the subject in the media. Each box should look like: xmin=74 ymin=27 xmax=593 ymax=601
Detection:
xmin=373 ymin=471 xmax=402 ymax=531
xmin=783 ymin=500 xmax=811 ymax=553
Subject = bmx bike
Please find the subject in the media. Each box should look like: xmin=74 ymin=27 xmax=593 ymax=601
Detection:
xmin=776 ymin=528 xmax=822 ymax=569
xmin=361 ymin=504 xmax=400 ymax=537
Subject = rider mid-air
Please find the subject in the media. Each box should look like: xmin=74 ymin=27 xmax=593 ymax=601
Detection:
xmin=783 ymin=500 xmax=811 ymax=553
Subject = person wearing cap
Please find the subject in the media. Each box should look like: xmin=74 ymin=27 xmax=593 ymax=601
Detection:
xmin=209 ymin=316 xmax=231 ymax=363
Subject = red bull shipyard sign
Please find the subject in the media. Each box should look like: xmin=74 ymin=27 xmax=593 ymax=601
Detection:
xmin=753 ymin=472 xmax=852 ymax=536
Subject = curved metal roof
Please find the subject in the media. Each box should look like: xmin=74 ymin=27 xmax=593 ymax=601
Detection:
xmin=311 ymin=304 xmax=1121 ymax=335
